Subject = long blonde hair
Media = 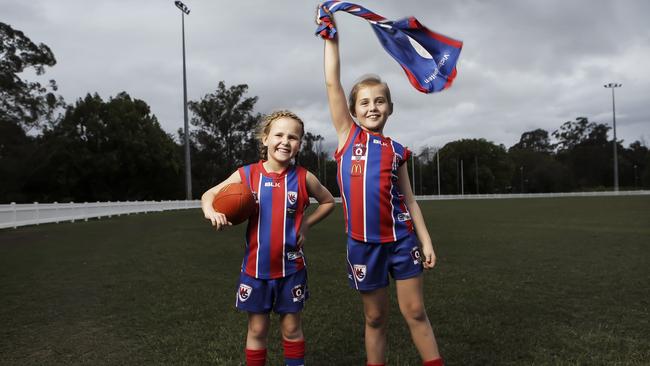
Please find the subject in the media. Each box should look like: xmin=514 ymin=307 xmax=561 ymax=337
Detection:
xmin=256 ymin=110 xmax=305 ymax=159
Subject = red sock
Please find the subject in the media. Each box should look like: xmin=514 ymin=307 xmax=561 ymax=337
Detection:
xmin=283 ymin=339 xmax=305 ymax=365
xmin=245 ymin=348 xmax=267 ymax=366
xmin=423 ymin=358 xmax=444 ymax=366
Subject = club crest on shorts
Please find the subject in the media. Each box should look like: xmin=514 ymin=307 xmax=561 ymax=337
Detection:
xmin=287 ymin=191 xmax=297 ymax=205
xmin=291 ymin=284 xmax=306 ymax=302
xmin=238 ymin=284 xmax=252 ymax=302
xmin=411 ymin=246 xmax=422 ymax=265
xmin=353 ymin=264 xmax=367 ymax=282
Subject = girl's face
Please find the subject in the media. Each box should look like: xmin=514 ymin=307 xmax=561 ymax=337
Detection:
xmin=262 ymin=117 xmax=303 ymax=165
xmin=353 ymin=84 xmax=392 ymax=133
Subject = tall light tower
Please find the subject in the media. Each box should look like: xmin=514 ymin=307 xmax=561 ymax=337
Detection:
xmin=604 ymin=83 xmax=621 ymax=192
xmin=175 ymin=0 xmax=192 ymax=199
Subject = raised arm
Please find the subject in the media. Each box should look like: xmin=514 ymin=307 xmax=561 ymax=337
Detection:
xmin=321 ymin=11 xmax=355 ymax=150
xmin=200 ymin=170 xmax=242 ymax=230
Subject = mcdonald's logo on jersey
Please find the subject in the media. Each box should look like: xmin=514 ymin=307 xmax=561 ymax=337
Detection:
xmin=351 ymin=162 xmax=363 ymax=176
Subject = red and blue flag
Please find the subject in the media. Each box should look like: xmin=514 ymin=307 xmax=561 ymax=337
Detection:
xmin=316 ymin=1 xmax=463 ymax=94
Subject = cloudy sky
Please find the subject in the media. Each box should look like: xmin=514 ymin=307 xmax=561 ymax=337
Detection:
xmin=4 ymin=0 xmax=649 ymax=154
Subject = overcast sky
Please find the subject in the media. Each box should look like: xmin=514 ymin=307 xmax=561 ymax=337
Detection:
xmin=4 ymin=0 xmax=649 ymax=154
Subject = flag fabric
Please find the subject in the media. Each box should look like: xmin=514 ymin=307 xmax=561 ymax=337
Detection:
xmin=316 ymin=1 xmax=463 ymax=93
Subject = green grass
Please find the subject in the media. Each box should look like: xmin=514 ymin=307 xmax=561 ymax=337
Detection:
xmin=1 ymin=197 xmax=649 ymax=365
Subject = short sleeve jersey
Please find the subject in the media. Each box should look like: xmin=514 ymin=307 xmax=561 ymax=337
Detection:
xmin=335 ymin=124 xmax=414 ymax=243
xmin=238 ymin=161 xmax=310 ymax=279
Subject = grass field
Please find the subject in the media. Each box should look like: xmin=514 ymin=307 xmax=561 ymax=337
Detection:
xmin=1 ymin=196 xmax=649 ymax=365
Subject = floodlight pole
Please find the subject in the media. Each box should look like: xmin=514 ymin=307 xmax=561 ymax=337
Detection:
xmin=604 ymin=83 xmax=621 ymax=192
xmin=436 ymin=149 xmax=441 ymax=195
xmin=176 ymin=1 xmax=192 ymax=199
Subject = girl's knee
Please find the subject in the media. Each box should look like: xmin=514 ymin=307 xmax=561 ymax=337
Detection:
xmin=280 ymin=314 xmax=303 ymax=340
xmin=365 ymin=309 xmax=388 ymax=329
xmin=248 ymin=321 xmax=269 ymax=339
xmin=400 ymin=301 xmax=428 ymax=323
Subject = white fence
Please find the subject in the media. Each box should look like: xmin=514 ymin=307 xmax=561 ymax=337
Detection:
xmin=0 ymin=200 xmax=200 ymax=229
xmin=1 ymin=190 xmax=648 ymax=229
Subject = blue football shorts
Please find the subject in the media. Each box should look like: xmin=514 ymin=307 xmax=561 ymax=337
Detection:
xmin=346 ymin=232 xmax=423 ymax=291
xmin=235 ymin=268 xmax=308 ymax=314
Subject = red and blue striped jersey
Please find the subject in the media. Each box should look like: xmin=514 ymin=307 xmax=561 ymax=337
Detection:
xmin=335 ymin=124 xmax=414 ymax=243
xmin=238 ymin=161 xmax=309 ymax=279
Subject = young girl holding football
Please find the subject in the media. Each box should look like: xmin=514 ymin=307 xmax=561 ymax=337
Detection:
xmin=201 ymin=110 xmax=335 ymax=366
xmin=318 ymin=7 xmax=444 ymax=366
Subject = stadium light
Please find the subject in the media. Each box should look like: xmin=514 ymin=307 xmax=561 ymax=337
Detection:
xmin=604 ymin=82 xmax=621 ymax=192
xmin=436 ymin=148 xmax=440 ymax=195
xmin=176 ymin=1 xmax=192 ymax=199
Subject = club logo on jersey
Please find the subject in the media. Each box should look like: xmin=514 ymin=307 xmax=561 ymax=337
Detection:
xmin=238 ymin=284 xmax=252 ymax=302
xmin=287 ymin=191 xmax=297 ymax=205
xmin=287 ymin=251 xmax=303 ymax=261
xmin=352 ymin=143 xmax=367 ymax=161
xmin=264 ymin=181 xmax=280 ymax=188
xmin=411 ymin=246 xmax=422 ymax=265
xmin=351 ymin=162 xmax=363 ymax=177
xmin=291 ymin=284 xmax=306 ymax=302
xmin=397 ymin=212 xmax=411 ymax=222
xmin=353 ymin=264 xmax=367 ymax=282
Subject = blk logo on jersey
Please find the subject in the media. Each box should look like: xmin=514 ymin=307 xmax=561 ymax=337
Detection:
xmin=264 ymin=181 xmax=280 ymax=188
xmin=372 ymin=138 xmax=388 ymax=147
xmin=353 ymin=264 xmax=367 ymax=282
xmin=411 ymin=246 xmax=422 ymax=265
xmin=287 ymin=191 xmax=297 ymax=205
xmin=238 ymin=284 xmax=252 ymax=302
xmin=287 ymin=251 xmax=303 ymax=261
xmin=397 ymin=212 xmax=412 ymax=222
xmin=291 ymin=284 xmax=306 ymax=302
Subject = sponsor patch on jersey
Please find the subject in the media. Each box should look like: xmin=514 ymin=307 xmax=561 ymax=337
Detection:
xmin=353 ymin=264 xmax=367 ymax=282
xmin=291 ymin=284 xmax=306 ymax=302
xmin=264 ymin=181 xmax=281 ymax=188
xmin=287 ymin=251 xmax=303 ymax=261
xmin=238 ymin=284 xmax=252 ymax=302
xmin=397 ymin=212 xmax=412 ymax=222
xmin=287 ymin=191 xmax=297 ymax=205
xmin=410 ymin=246 xmax=422 ymax=265
xmin=351 ymin=162 xmax=364 ymax=177
xmin=286 ymin=207 xmax=296 ymax=218
xmin=252 ymin=191 xmax=258 ymax=203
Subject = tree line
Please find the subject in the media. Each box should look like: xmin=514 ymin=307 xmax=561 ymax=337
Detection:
xmin=1 ymin=22 xmax=648 ymax=203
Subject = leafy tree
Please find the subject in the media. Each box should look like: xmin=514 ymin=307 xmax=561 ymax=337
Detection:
xmin=0 ymin=22 xmax=65 ymax=202
xmin=510 ymin=128 xmax=552 ymax=153
xmin=23 ymin=92 xmax=183 ymax=202
xmin=553 ymin=117 xmax=613 ymax=189
xmin=0 ymin=22 xmax=64 ymax=132
xmin=296 ymin=132 xmax=324 ymax=175
xmin=438 ymin=139 xmax=512 ymax=194
xmin=620 ymin=140 xmax=649 ymax=189
xmin=187 ymin=81 xmax=260 ymax=194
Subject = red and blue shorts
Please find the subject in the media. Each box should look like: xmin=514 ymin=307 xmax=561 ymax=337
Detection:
xmin=346 ymin=232 xmax=423 ymax=291
xmin=235 ymin=268 xmax=308 ymax=314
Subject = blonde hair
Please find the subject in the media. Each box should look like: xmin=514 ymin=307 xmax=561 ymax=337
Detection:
xmin=256 ymin=110 xmax=305 ymax=159
xmin=348 ymin=74 xmax=392 ymax=117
